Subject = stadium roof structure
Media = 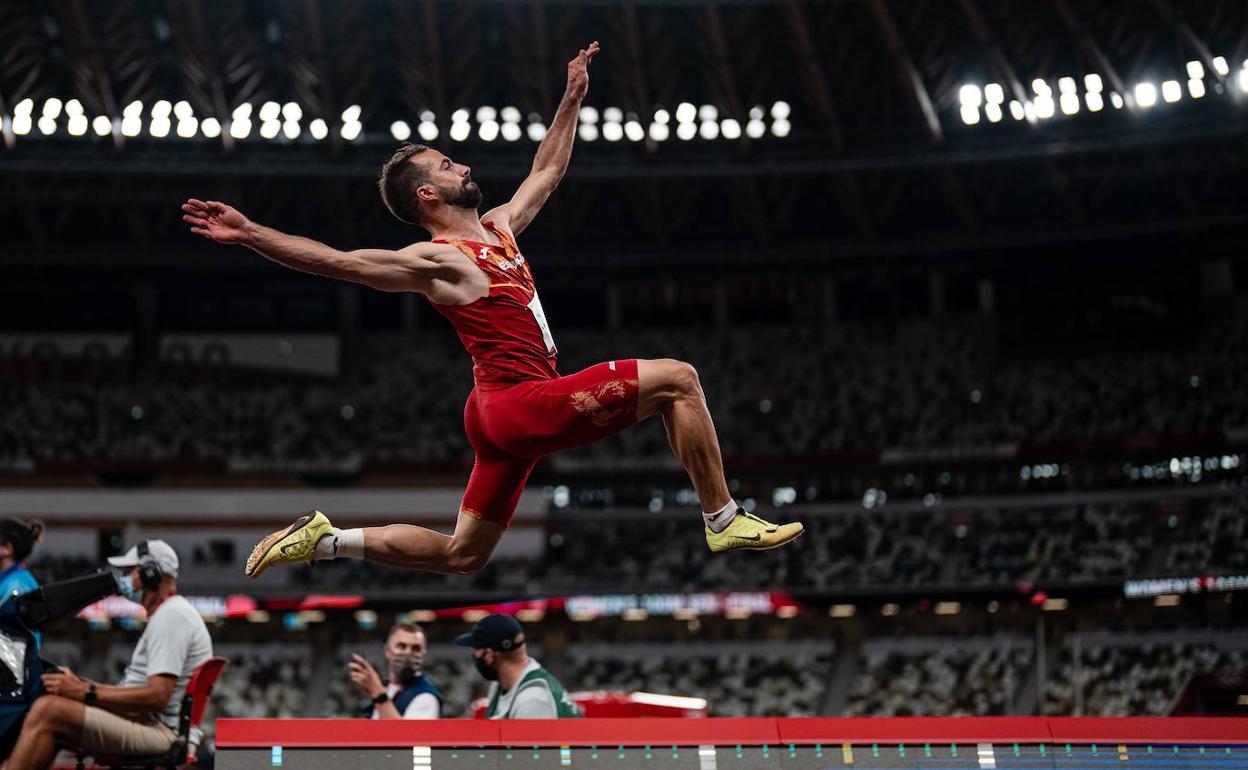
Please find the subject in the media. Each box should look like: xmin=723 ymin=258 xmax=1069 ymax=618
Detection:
xmin=1 ymin=0 xmax=1247 ymax=266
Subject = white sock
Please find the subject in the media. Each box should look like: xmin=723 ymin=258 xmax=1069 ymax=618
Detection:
xmin=702 ymin=500 xmax=739 ymax=533
xmin=313 ymin=527 xmax=365 ymax=560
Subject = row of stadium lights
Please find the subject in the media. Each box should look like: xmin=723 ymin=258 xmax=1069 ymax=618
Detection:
xmin=959 ymin=57 xmax=1248 ymax=125
xmin=2 ymin=98 xmax=793 ymax=142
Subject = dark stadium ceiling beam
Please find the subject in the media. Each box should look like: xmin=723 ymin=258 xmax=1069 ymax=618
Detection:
xmin=300 ymin=0 xmax=342 ymax=154
xmin=957 ymin=0 xmax=1036 ymax=124
xmin=616 ymin=3 xmax=667 ymax=248
xmin=56 ymin=0 xmax=126 ymax=150
xmin=866 ymin=0 xmax=943 ymax=145
xmin=782 ymin=2 xmax=873 ymax=237
xmin=177 ymin=0 xmax=235 ymax=152
xmin=1051 ymin=0 xmax=1132 ymax=109
xmin=1147 ymin=0 xmax=1228 ymax=90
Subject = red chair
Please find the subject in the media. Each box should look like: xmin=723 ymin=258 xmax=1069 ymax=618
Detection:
xmin=77 ymin=656 xmax=228 ymax=770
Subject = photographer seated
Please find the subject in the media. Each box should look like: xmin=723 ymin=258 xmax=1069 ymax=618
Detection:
xmin=3 ymin=541 xmax=212 ymax=770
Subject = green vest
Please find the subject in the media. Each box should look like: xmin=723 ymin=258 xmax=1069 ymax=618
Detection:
xmin=486 ymin=664 xmax=582 ymax=719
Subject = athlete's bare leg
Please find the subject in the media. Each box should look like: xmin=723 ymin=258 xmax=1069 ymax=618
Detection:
xmin=360 ymin=512 xmax=504 ymax=575
xmin=636 ymin=358 xmax=733 ymax=512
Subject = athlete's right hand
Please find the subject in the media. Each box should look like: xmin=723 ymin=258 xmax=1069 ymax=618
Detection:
xmin=182 ymin=199 xmax=252 ymax=245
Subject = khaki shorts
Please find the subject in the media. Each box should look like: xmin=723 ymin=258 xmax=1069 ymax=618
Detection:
xmin=79 ymin=706 xmax=175 ymax=756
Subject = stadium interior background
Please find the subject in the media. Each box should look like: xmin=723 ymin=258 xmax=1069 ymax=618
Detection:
xmin=1 ymin=0 xmax=1247 ymax=760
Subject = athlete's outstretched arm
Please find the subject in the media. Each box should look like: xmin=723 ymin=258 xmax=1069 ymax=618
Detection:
xmin=182 ymin=198 xmax=443 ymax=293
xmin=486 ymin=41 xmax=599 ymax=237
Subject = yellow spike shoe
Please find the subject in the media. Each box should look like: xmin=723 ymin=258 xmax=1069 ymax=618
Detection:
xmin=705 ymin=510 xmax=804 ymax=553
xmin=245 ymin=510 xmax=334 ymax=578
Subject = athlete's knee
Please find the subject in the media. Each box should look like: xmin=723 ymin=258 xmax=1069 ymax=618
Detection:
xmin=667 ymin=359 xmax=702 ymax=398
xmin=446 ymin=539 xmax=493 ymax=575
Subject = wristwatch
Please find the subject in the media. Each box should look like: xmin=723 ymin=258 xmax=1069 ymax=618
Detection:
xmin=84 ymin=683 xmax=98 ymax=705
xmin=372 ymin=691 xmax=390 ymax=705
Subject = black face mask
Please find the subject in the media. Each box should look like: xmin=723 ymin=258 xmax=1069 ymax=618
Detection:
xmin=474 ymin=655 xmax=500 ymax=681
xmin=388 ymin=653 xmax=422 ymax=682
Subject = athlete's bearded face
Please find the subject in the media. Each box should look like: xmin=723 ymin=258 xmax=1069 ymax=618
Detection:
xmin=419 ymin=152 xmax=482 ymax=211
xmin=437 ymin=175 xmax=482 ymax=209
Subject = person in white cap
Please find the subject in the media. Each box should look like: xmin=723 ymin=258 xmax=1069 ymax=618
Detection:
xmin=4 ymin=540 xmax=213 ymax=770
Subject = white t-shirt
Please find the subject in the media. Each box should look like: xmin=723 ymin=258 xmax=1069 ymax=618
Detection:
xmin=486 ymin=659 xmax=558 ymax=719
xmin=370 ymin=683 xmax=439 ymax=719
xmin=119 ymin=595 xmax=214 ymax=742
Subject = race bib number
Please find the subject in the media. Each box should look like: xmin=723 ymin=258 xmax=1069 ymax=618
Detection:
xmin=527 ymin=293 xmax=557 ymax=354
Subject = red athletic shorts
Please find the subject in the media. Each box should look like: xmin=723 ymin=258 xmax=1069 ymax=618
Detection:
xmin=461 ymin=359 xmax=640 ymax=528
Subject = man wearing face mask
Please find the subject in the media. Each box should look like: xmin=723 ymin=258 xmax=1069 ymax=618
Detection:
xmin=454 ymin=615 xmax=580 ymax=720
xmin=4 ymin=540 xmax=212 ymax=770
xmin=350 ymin=623 xmax=442 ymax=720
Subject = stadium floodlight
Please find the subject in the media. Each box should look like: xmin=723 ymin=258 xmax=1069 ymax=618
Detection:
xmin=959 ymin=84 xmax=982 ymax=107
xmin=699 ymin=120 xmax=719 ymax=140
xmin=526 ymin=122 xmax=546 ymax=142
xmin=1188 ymin=78 xmax=1206 ymax=99
xmin=480 ymin=119 xmax=501 ymax=141
xmin=259 ymin=120 xmax=280 ymax=139
xmin=92 ymin=115 xmax=112 ymax=136
xmin=67 ymin=114 xmax=88 ymax=136
xmin=450 ymin=121 xmax=470 ymax=142
xmin=1186 ymin=60 xmax=1205 ymax=80
xmin=984 ymin=103 xmax=1003 ymax=123
xmin=390 ymin=120 xmax=411 ymax=141
xmin=1086 ymin=92 xmax=1104 ymax=112
xmin=602 ymin=121 xmax=623 ymax=141
xmin=1023 ymin=101 xmax=1038 ymax=121
xmin=1031 ymin=78 xmax=1051 ymax=95
xmin=1058 ymin=76 xmax=1076 ymax=94
xmin=418 ymin=121 xmax=439 ymax=141
xmin=124 ymin=100 xmax=143 ymax=118
xmin=1212 ymin=56 xmax=1229 ymax=76
xmin=476 ymin=105 xmax=497 ymax=123
xmin=282 ymin=120 xmax=299 ymax=140
xmin=771 ymin=118 xmax=791 ymax=137
xmin=231 ymin=103 xmax=251 ymax=121
xmin=575 ymin=122 xmax=597 ymax=142
xmin=149 ymin=117 xmax=171 ymax=138
xmin=121 ymin=115 xmax=142 ymax=137
xmin=1009 ymin=100 xmax=1025 ymax=120
xmin=341 ymin=105 xmax=362 ymax=123
xmin=15 ymin=98 xmax=33 ymax=116
xmin=37 ymin=116 xmax=56 ymax=135
xmin=176 ymin=117 xmax=197 ymax=138
xmin=1239 ymin=69 xmax=1248 ymax=93
xmin=201 ymin=117 xmax=222 ymax=138
xmin=745 ymin=118 xmax=765 ymax=138
xmin=602 ymin=107 xmax=622 ymax=124
xmin=174 ymin=100 xmax=193 ymax=119
xmin=748 ymin=105 xmax=763 ymax=121
xmin=65 ymin=99 xmax=84 ymax=116
xmin=770 ymin=100 xmax=791 ymax=120
xmin=282 ymin=102 xmax=302 ymax=122
xmin=42 ymin=97 xmax=63 ymax=118
xmin=654 ymin=108 xmax=670 ymax=125
xmin=500 ymin=121 xmax=521 ymax=141
xmin=1034 ymin=94 xmax=1055 ymax=119
xmin=698 ymin=104 xmax=718 ymax=122
xmin=500 ymin=106 xmax=521 ymax=124
xmin=308 ymin=118 xmax=328 ymax=140
xmin=451 ymin=108 xmax=469 ymax=124
xmin=229 ymin=118 xmax=251 ymax=139
xmin=1084 ymin=73 xmax=1103 ymax=93
xmin=419 ymin=110 xmax=435 ymax=123
xmin=960 ymin=104 xmax=980 ymax=125
xmin=676 ymin=120 xmax=697 ymax=140
xmin=151 ymin=100 xmax=172 ymax=119
xmin=1161 ymin=80 xmax=1181 ymax=103
xmin=12 ymin=114 xmax=32 ymax=135
xmin=720 ymin=118 xmax=741 ymax=139
xmin=675 ymin=102 xmax=696 ymax=124
xmin=578 ymin=106 xmax=598 ymax=124
xmin=1135 ymin=82 xmax=1157 ymax=107
xmin=1110 ymin=92 xmax=1125 ymax=109
xmin=341 ymin=121 xmax=362 ymax=141
xmin=1060 ymin=93 xmax=1080 ymax=115
xmin=984 ymin=83 xmax=1004 ymax=104
xmin=648 ymin=122 xmax=670 ymax=142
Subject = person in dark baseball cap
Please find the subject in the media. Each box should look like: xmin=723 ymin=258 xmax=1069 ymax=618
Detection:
xmin=454 ymin=614 xmax=580 ymax=719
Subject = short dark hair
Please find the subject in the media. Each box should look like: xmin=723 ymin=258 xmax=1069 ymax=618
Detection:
xmin=378 ymin=144 xmax=432 ymax=225
xmin=388 ymin=621 xmax=424 ymax=642
xmin=0 ymin=519 xmax=43 ymax=562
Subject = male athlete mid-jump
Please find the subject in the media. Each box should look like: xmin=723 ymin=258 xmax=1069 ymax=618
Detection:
xmin=182 ymin=42 xmax=803 ymax=579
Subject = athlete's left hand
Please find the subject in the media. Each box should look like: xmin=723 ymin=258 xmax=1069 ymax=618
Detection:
xmin=565 ymin=41 xmax=599 ymax=101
